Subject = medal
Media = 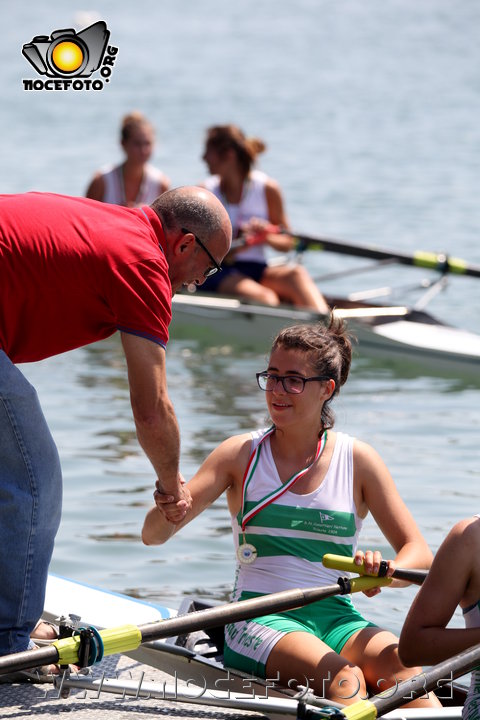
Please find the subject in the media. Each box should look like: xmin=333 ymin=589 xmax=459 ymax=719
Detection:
xmin=237 ymin=542 xmax=257 ymax=564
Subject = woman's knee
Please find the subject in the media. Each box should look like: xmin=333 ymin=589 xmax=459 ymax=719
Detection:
xmin=322 ymin=664 xmax=367 ymax=705
xmin=257 ymin=286 xmax=281 ymax=305
xmin=287 ymin=264 xmax=310 ymax=285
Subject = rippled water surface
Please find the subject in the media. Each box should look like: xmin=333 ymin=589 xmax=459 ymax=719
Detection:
xmin=4 ymin=0 xmax=480 ymax=636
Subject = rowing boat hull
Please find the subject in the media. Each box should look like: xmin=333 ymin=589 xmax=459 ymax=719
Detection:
xmin=170 ymin=293 xmax=480 ymax=378
xmin=43 ymin=574 xmax=466 ymax=718
xmin=43 ymin=574 xmax=273 ymax=695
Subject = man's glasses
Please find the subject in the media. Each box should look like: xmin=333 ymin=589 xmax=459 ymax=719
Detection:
xmin=182 ymin=227 xmax=222 ymax=278
xmin=256 ymin=372 xmax=331 ymax=394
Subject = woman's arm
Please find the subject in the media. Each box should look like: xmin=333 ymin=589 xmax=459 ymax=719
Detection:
xmin=264 ymin=179 xmax=295 ymax=252
xmin=399 ymin=517 xmax=480 ymax=666
xmin=354 ymin=440 xmax=433 ymax=585
xmin=141 ymin=433 xmax=250 ymax=545
xmin=158 ymin=175 xmax=170 ymax=195
xmin=85 ymin=172 xmax=105 ymax=201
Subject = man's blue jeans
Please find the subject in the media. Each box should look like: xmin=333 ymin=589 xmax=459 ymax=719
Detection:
xmin=0 ymin=351 xmax=62 ymax=655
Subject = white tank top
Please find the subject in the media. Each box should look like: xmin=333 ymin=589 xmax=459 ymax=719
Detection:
xmin=100 ymin=163 xmax=167 ymax=206
xmin=203 ymin=169 xmax=269 ymax=263
xmin=230 ymin=429 xmax=362 ymax=599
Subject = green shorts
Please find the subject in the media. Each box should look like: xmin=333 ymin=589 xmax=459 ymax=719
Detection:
xmin=224 ymin=592 xmax=377 ymax=678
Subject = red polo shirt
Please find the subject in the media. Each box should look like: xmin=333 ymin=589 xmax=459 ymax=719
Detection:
xmin=0 ymin=192 xmax=172 ymax=363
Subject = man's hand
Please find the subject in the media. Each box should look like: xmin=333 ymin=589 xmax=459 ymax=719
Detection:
xmin=154 ymin=475 xmax=192 ymax=523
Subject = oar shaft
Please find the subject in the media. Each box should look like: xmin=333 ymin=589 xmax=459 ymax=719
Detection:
xmin=234 ymin=226 xmax=480 ymax=279
xmin=0 ymin=576 xmax=389 ymax=675
xmin=0 ymin=644 xmax=59 ymax=674
xmin=292 ymin=232 xmax=480 ymax=279
xmin=139 ymin=576 xmax=389 ymax=643
xmin=322 ymin=554 xmax=427 ymax=586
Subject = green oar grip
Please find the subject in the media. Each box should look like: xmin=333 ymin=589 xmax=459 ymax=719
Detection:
xmin=54 ymin=624 xmax=142 ymax=666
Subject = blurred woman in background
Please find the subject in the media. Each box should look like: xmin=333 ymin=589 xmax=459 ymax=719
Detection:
xmin=86 ymin=111 xmax=170 ymax=207
xmin=199 ymin=124 xmax=329 ymax=313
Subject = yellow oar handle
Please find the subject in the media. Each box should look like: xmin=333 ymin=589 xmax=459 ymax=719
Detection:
xmin=349 ymin=576 xmax=391 ymax=593
xmin=323 ymin=554 xmax=377 ymax=576
xmin=323 ymin=554 xmax=428 ymax=587
xmin=53 ymin=624 xmax=142 ymax=666
xmin=342 ymin=699 xmax=377 ymax=720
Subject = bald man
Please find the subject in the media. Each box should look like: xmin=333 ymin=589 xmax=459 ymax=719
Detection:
xmin=0 ymin=187 xmax=232 ymax=660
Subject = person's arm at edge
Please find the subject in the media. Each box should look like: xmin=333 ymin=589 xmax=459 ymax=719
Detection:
xmin=399 ymin=517 xmax=480 ymax=666
xmin=121 ymin=332 xmax=186 ymax=505
xmin=142 ymin=433 xmax=248 ymax=545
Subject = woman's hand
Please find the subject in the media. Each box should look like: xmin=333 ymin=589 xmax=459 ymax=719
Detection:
xmin=354 ymin=549 xmax=396 ymax=597
xmin=241 ymin=218 xmax=277 ymax=246
xmin=154 ymin=474 xmax=192 ymax=523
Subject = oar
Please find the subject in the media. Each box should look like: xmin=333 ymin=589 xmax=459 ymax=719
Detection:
xmin=0 ymin=575 xmax=390 ymax=676
xmin=291 ymin=231 xmax=480 ymax=279
xmin=234 ymin=226 xmax=480 ymax=278
xmin=322 ymin=554 xmax=428 ymax=586
xmin=339 ymin=642 xmax=480 ymax=720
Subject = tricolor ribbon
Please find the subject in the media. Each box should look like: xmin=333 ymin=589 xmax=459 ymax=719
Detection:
xmin=239 ymin=427 xmax=328 ymax=532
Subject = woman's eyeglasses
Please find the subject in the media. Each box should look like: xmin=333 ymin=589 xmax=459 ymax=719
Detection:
xmin=256 ymin=372 xmax=331 ymax=394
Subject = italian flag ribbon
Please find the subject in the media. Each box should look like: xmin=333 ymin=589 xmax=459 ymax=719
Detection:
xmin=239 ymin=427 xmax=328 ymax=532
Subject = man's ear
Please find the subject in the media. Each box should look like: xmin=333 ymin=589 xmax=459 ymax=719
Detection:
xmin=173 ymin=232 xmax=194 ymax=257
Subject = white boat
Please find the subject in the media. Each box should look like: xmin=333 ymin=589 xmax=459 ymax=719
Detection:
xmin=170 ymin=291 xmax=480 ymax=379
xmin=38 ymin=573 xmax=467 ymax=720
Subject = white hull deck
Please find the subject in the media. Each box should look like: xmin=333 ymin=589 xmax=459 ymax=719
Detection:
xmin=170 ymin=293 xmax=480 ymax=378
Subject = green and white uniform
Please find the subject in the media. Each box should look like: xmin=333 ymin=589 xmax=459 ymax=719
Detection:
xmin=224 ymin=428 xmax=375 ymax=677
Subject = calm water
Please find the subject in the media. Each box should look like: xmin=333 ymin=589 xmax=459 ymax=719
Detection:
xmin=4 ymin=0 xmax=480 ymax=636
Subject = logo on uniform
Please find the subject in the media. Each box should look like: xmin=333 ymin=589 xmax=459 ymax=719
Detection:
xmin=319 ymin=511 xmax=334 ymax=523
xmin=22 ymin=21 xmax=118 ymax=91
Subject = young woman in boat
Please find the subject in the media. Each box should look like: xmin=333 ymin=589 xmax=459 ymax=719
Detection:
xmin=85 ymin=111 xmax=170 ymax=207
xmin=399 ymin=515 xmax=480 ymax=719
xmin=143 ymin=317 xmax=440 ymax=709
xmin=197 ymin=124 xmax=329 ymax=314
